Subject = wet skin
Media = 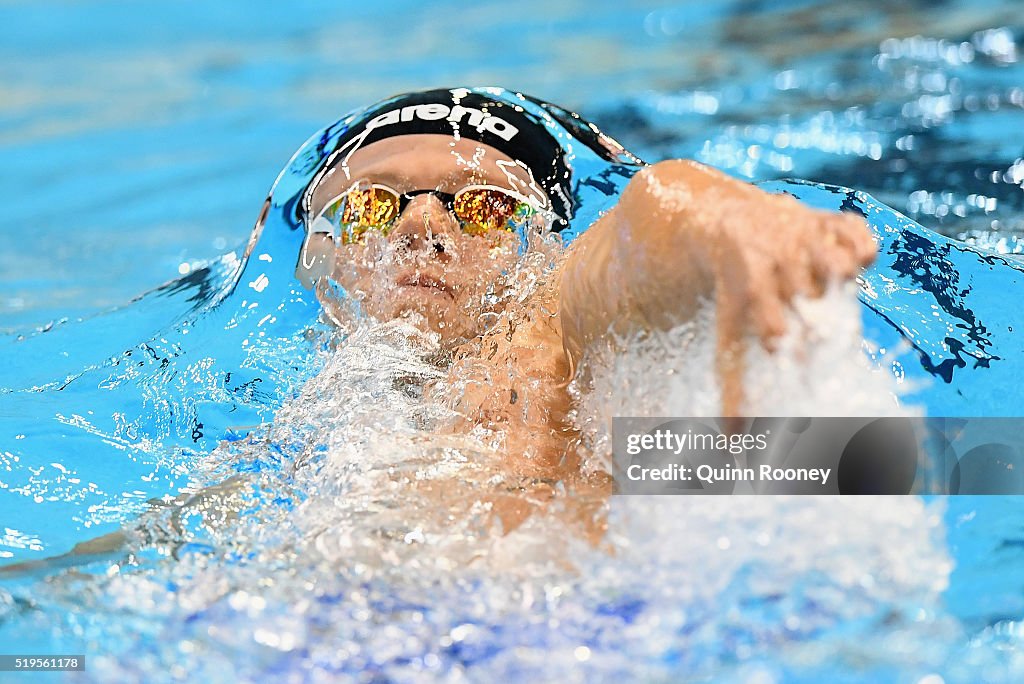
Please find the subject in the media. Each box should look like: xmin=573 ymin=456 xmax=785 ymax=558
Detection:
xmin=320 ymin=134 xmax=876 ymax=484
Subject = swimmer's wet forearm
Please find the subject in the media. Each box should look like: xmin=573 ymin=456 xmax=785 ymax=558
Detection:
xmin=557 ymin=161 xmax=721 ymax=362
xmin=562 ymin=159 xmax=875 ymax=341
xmin=557 ymin=159 xmax=876 ymax=414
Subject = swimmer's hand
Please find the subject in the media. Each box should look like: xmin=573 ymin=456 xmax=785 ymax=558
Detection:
xmin=559 ymin=160 xmax=876 ymax=415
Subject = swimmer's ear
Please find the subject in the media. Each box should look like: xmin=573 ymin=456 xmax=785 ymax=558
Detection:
xmin=295 ymin=217 xmax=337 ymax=289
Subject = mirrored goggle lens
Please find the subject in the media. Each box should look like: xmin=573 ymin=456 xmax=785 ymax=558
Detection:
xmin=321 ymin=184 xmax=401 ymax=244
xmin=452 ymin=186 xmax=534 ymax=236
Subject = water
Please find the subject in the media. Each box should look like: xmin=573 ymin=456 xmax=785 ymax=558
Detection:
xmin=3 ymin=1 xmax=1024 ymax=681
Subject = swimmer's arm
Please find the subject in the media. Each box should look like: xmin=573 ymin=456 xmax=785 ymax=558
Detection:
xmin=557 ymin=159 xmax=875 ymax=414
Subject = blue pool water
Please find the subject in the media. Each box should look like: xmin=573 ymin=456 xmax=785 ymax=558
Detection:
xmin=3 ymin=1 xmax=1024 ymax=681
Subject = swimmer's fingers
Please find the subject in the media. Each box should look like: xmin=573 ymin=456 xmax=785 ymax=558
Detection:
xmin=807 ymin=212 xmax=875 ymax=291
xmin=765 ymin=206 xmax=824 ymax=303
xmin=823 ymin=212 xmax=874 ymax=271
xmin=838 ymin=212 xmax=878 ymax=267
xmin=787 ymin=231 xmax=826 ymax=300
xmin=809 ymin=227 xmax=850 ymax=290
xmin=754 ymin=280 xmax=788 ymax=352
xmin=722 ymin=244 xmax=788 ymax=351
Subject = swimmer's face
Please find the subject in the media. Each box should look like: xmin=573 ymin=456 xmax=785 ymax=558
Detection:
xmin=329 ymin=134 xmax=548 ymax=343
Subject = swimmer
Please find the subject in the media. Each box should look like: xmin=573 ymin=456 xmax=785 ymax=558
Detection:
xmin=296 ymin=87 xmax=876 ymax=480
xmin=0 ymin=88 xmax=876 ymax=575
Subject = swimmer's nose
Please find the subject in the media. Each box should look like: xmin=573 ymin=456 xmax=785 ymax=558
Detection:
xmin=388 ymin=194 xmax=458 ymax=262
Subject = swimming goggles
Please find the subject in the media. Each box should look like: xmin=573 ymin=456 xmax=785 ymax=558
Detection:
xmin=315 ymin=182 xmax=540 ymax=244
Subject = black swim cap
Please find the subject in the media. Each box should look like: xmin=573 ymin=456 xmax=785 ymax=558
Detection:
xmin=299 ymin=87 xmax=642 ymax=233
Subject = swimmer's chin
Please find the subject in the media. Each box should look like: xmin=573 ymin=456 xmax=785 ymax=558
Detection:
xmin=388 ymin=299 xmax=479 ymax=344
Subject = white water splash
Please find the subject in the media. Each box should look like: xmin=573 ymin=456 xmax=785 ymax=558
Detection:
xmin=10 ymin=248 xmax=957 ymax=683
